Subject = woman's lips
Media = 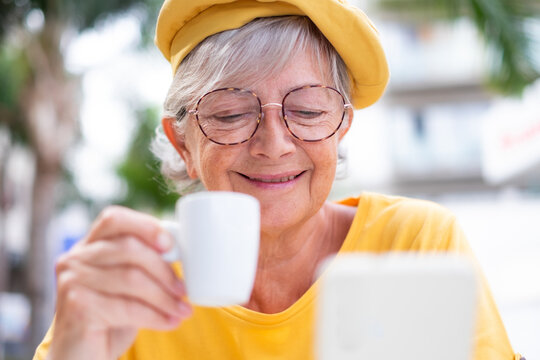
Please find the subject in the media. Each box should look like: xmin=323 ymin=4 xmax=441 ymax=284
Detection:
xmin=237 ymin=171 xmax=306 ymax=185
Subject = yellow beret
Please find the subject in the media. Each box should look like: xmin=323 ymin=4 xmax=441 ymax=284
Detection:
xmin=155 ymin=0 xmax=389 ymax=109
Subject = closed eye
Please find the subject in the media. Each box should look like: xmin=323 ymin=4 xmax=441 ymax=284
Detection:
xmin=289 ymin=110 xmax=324 ymax=118
xmin=215 ymin=114 xmax=245 ymax=122
xmin=211 ymin=111 xmax=256 ymax=123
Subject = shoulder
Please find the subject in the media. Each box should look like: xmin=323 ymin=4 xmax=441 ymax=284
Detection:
xmin=366 ymin=192 xmax=455 ymax=221
xmin=343 ymin=192 xmax=464 ymax=252
xmin=342 ymin=192 xmax=456 ymax=224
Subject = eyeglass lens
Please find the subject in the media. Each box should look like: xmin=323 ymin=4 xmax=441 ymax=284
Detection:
xmin=195 ymin=86 xmax=345 ymax=145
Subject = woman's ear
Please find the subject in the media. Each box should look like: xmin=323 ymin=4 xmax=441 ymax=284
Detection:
xmin=161 ymin=117 xmax=198 ymax=179
xmin=338 ymin=106 xmax=353 ymax=141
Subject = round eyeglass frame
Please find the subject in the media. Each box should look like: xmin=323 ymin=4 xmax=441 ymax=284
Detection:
xmin=187 ymin=84 xmax=353 ymax=146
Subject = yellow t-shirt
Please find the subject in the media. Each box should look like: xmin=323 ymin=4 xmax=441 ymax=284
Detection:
xmin=34 ymin=193 xmax=522 ymax=359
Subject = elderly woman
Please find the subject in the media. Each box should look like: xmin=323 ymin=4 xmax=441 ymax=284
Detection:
xmin=35 ymin=0 xmax=521 ymax=359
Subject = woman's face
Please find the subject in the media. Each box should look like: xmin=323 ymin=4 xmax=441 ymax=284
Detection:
xmin=165 ymin=50 xmax=351 ymax=234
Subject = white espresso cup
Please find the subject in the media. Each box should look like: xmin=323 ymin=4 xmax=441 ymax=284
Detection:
xmin=161 ymin=191 xmax=260 ymax=307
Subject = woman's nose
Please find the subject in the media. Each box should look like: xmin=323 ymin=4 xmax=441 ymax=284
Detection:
xmin=248 ymin=104 xmax=296 ymax=159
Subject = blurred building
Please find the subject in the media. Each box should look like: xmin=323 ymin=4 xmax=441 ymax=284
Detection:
xmin=335 ymin=18 xmax=540 ymax=196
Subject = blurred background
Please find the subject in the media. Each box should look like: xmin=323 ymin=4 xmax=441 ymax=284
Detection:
xmin=0 ymin=0 xmax=539 ymax=358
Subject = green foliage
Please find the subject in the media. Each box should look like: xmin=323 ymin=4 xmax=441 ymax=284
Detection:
xmin=377 ymin=0 xmax=540 ymax=95
xmin=0 ymin=47 xmax=28 ymax=109
xmin=115 ymin=107 xmax=178 ymax=214
xmin=469 ymin=0 xmax=538 ymax=94
xmin=136 ymin=0 xmax=164 ymax=46
xmin=65 ymin=0 xmax=140 ymax=29
xmin=0 ymin=0 xmax=163 ymax=145
xmin=0 ymin=0 xmax=165 ymax=196
xmin=1 ymin=0 xmax=152 ymax=36
xmin=0 ymin=46 xmax=30 ymax=144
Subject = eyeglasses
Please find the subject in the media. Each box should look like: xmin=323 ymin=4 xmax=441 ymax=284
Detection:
xmin=187 ymin=85 xmax=352 ymax=145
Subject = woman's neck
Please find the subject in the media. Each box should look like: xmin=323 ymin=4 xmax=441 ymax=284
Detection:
xmin=245 ymin=202 xmax=356 ymax=314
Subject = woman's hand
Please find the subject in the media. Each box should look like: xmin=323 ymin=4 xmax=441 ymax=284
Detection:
xmin=48 ymin=206 xmax=192 ymax=360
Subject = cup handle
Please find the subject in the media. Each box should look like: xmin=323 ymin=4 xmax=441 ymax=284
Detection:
xmin=160 ymin=220 xmax=182 ymax=263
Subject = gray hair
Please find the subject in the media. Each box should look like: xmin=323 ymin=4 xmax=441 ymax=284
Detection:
xmin=152 ymin=16 xmax=351 ymax=194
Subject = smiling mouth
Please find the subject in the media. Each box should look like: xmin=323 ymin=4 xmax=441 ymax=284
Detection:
xmin=239 ymin=171 xmax=305 ymax=183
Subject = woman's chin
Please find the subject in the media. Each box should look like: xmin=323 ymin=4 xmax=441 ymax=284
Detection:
xmin=258 ymin=203 xmax=314 ymax=237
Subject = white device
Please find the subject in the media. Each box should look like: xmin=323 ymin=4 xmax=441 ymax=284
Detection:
xmin=317 ymin=254 xmax=478 ymax=360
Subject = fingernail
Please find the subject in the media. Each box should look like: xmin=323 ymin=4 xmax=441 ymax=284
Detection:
xmin=178 ymin=302 xmax=193 ymax=317
xmin=173 ymin=281 xmax=186 ymax=297
xmin=157 ymin=231 xmax=173 ymax=251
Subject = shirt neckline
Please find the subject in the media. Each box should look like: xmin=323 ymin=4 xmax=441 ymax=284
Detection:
xmin=219 ymin=193 xmax=372 ymax=326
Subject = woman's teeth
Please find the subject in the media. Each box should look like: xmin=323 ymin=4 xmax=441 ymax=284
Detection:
xmin=251 ymin=175 xmax=297 ymax=183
